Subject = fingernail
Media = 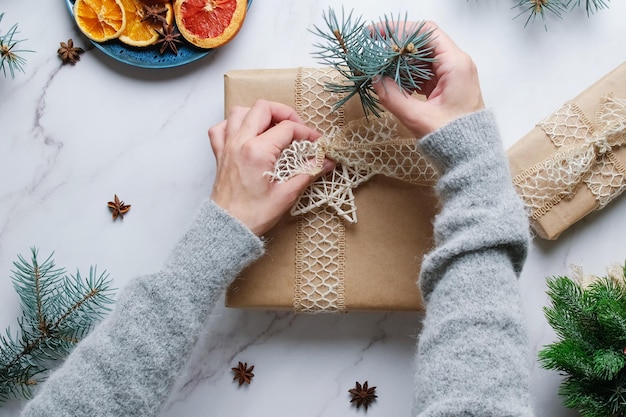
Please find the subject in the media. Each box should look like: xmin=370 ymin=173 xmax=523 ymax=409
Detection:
xmin=372 ymin=75 xmax=382 ymax=84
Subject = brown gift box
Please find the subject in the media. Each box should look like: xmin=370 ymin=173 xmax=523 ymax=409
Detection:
xmin=507 ymin=62 xmax=626 ymax=240
xmin=223 ymin=68 xmax=438 ymax=312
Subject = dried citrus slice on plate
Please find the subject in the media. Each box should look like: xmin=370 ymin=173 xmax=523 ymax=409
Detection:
xmin=74 ymin=0 xmax=127 ymax=42
xmin=118 ymin=0 xmax=173 ymax=47
xmin=174 ymin=0 xmax=247 ymax=49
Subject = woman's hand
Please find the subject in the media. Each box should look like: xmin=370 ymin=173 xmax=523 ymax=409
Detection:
xmin=209 ymin=99 xmax=333 ymax=236
xmin=372 ymin=21 xmax=485 ymax=138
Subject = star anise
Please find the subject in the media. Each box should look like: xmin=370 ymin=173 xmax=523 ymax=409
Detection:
xmin=57 ymin=39 xmax=84 ymax=65
xmin=349 ymin=381 xmax=377 ymax=410
xmin=155 ymin=23 xmax=182 ymax=55
xmin=141 ymin=3 xmax=168 ymax=25
xmin=231 ymin=361 xmax=254 ymax=386
xmin=107 ymin=194 xmax=131 ymax=220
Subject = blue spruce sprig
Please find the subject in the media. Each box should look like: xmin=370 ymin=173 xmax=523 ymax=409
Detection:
xmin=0 ymin=13 xmax=32 ymax=79
xmin=311 ymin=7 xmax=435 ymax=118
xmin=513 ymin=0 xmax=610 ymax=28
xmin=0 ymin=248 xmax=114 ymax=402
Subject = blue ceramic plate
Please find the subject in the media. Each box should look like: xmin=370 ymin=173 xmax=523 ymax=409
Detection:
xmin=65 ymin=0 xmax=251 ymax=69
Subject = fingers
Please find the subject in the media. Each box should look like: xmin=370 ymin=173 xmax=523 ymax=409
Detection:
xmin=370 ymin=18 xmax=428 ymax=40
xmin=225 ymin=106 xmax=249 ymax=140
xmin=256 ymin=119 xmax=321 ymax=153
xmin=275 ymin=157 xmax=336 ymax=208
xmin=372 ymin=76 xmax=425 ymax=123
xmin=371 ymin=20 xmax=485 ymax=137
xmin=413 ymin=21 xmax=457 ymax=56
xmin=239 ymin=100 xmax=304 ymax=138
xmin=208 ymin=120 xmax=227 ymax=159
xmin=212 ymin=100 xmax=313 ymax=155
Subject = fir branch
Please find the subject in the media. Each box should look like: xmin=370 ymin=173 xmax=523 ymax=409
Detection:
xmin=539 ymin=263 xmax=626 ymax=417
xmin=470 ymin=0 xmax=610 ymax=29
xmin=0 ymin=248 xmax=114 ymax=402
xmin=11 ymin=251 xmax=62 ymax=335
xmin=513 ymin=0 xmax=568 ymax=29
xmin=311 ymin=7 xmax=435 ymax=118
xmin=567 ymin=0 xmax=610 ymax=15
xmin=0 ymin=322 xmax=47 ymax=401
xmin=542 ymin=275 xmax=598 ymax=346
xmin=0 ymin=13 xmax=32 ymax=79
xmin=512 ymin=0 xmax=610 ymax=28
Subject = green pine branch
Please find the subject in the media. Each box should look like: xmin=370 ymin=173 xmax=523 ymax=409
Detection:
xmin=0 ymin=248 xmax=114 ymax=403
xmin=0 ymin=13 xmax=33 ymax=79
xmin=311 ymin=7 xmax=435 ymax=118
xmin=539 ymin=263 xmax=626 ymax=417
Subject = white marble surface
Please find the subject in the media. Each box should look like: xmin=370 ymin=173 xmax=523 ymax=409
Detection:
xmin=1 ymin=1 xmax=626 ymax=416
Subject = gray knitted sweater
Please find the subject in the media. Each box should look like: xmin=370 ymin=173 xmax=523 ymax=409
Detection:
xmin=20 ymin=110 xmax=533 ymax=417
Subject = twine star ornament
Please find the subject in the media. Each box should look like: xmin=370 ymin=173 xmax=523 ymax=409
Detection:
xmin=267 ymin=114 xmax=438 ymax=223
xmin=294 ymin=163 xmax=371 ymax=223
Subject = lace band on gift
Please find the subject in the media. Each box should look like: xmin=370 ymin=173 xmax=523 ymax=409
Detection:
xmin=513 ymin=95 xmax=626 ymax=221
xmin=278 ymin=67 xmax=438 ymax=312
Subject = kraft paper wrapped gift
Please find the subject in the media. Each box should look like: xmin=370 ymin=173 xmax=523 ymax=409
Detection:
xmin=223 ymin=67 xmax=439 ymax=312
xmin=508 ymin=62 xmax=626 ymax=240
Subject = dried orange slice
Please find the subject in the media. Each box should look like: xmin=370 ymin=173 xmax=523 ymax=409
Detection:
xmin=118 ymin=0 xmax=173 ymax=47
xmin=173 ymin=0 xmax=247 ymax=49
xmin=74 ymin=0 xmax=127 ymax=42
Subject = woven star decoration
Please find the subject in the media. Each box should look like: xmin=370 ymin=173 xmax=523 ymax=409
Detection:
xmin=293 ymin=163 xmax=371 ymax=223
xmin=266 ymin=114 xmax=439 ymax=223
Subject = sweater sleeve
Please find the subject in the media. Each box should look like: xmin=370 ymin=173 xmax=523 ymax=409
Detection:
xmin=20 ymin=200 xmax=265 ymax=417
xmin=413 ymin=110 xmax=535 ymax=417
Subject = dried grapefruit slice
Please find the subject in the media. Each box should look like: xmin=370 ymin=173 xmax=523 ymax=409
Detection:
xmin=173 ymin=0 xmax=247 ymax=49
xmin=74 ymin=0 xmax=127 ymax=42
xmin=118 ymin=0 xmax=173 ymax=47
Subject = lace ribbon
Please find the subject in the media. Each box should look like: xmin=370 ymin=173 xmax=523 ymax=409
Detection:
xmin=513 ymin=95 xmax=626 ymax=220
xmin=275 ymin=67 xmax=437 ymax=312
xmin=268 ymin=113 xmax=439 ymax=223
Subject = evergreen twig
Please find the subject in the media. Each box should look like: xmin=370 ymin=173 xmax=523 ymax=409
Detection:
xmin=0 ymin=13 xmax=32 ymax=79
xmin=567 ymin=0 xmax=611 ymax=15
xmin=539 ymin=262 xmax=626 ymax=417
xmin=514 ymin=0 xmax=568 ymax=28
xmin=512 ymin=0 xmax=611 ymax=28
xmin=469 ymin=1 xmax=611 ymax=29
xmin=311 ymin=7 xmax=435 ymax=118
xmin=0 ymin=248 xmax=114 ymax=402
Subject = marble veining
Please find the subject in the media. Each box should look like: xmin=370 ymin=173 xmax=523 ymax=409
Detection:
xmin=2 ymin=1 xmax=626 ymax=416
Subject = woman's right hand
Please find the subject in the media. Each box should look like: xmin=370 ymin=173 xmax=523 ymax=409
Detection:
xmin=372 ymin=21 xmax=485 ymax=138
xmin=208 ymin=100 xmax=333 ymax=236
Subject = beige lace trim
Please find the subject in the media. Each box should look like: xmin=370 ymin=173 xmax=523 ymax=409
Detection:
xmin=293 ymin=67 xmax=346 ymax=312
xmin=513 ymin=95 xmax=626 ymax=220
xmin=278 ymin=67 xmax=438 ymax=312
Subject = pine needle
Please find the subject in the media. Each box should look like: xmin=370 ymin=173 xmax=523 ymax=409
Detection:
xmin=311 ymin=7 xmax=435 ymax=118
xmin=513 ymin=0 xmax=568 ymax=29
xmin=510 ymin=0 xmax=610 ymax=29
xmin=0 ymin=248 xmax=114 ymax=402
xmin=567 ymin=0 xmax=611 ymax=15
xmin=539 ymin=262 xmax=626 ymax=417
xmin=0 ymin=13 xmax=32 ymax=79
